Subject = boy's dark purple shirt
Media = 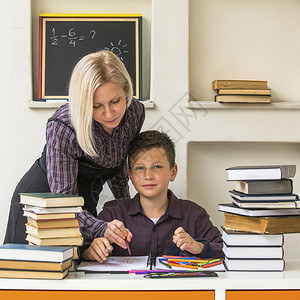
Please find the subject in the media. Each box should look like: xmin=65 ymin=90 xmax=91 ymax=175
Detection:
xmin=78 ymin=190 xmax=224 ymax=258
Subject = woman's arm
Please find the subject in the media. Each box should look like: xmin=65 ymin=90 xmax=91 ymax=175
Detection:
xmin=46 ymin=119 xmax=82 ymax=194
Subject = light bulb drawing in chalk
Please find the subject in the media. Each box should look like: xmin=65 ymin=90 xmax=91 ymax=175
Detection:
xmin=104 ymin=40 xmax=129 ymax=61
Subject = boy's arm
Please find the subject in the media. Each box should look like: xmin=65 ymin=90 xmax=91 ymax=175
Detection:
xmin=194 ymin=209 xmax=224 ymax=258
xmin=173 ymin=227 xmax=209 ymax=256
xmin=172 ymin=204 xmax=224 ymax=258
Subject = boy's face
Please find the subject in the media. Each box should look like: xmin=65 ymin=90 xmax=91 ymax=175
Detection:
xmin=128 ymin=147 xmax=177 ymax=200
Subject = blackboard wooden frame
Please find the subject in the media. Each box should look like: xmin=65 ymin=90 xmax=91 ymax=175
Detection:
xmin=38 ymin=14 xmax=142 ymax=100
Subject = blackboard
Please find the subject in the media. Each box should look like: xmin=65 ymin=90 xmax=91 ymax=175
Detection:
xmin=39 ymin=16 xmax=142 ymax=100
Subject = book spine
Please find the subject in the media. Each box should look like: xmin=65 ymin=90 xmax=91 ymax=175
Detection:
xmin=281 ymin=165 xmax=296 ymax=178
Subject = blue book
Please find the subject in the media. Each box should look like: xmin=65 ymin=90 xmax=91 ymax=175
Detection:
xmin=0 ymin=244 xmax=73 ymax=262
xmin=229 ymin=190 xmax=299 ymax=202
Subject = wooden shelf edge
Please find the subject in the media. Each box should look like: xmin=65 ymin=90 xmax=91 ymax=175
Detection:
xmin=29 ymin=100 xmax=155 ymax=109
xmin=186 ymin=101 xmax=300 ymax=110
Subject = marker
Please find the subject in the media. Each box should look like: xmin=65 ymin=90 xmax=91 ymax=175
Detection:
xmin=125 ymin=239 xmax=131 ymax=255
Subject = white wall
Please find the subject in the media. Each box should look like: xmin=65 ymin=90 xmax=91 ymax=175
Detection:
xmin=1 ymin=0 xmax=300 ymax=259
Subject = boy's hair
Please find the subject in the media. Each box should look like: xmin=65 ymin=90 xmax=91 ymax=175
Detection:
xmin=128 ymin=130 xmax=175 ymax=169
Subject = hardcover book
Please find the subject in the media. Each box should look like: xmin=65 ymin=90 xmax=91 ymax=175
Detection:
xmin=0 ymin=244 xmax=73 ymax=262
xmin=212 ymin=80 xmax=268 ymax=90
xmin=0 ymin=268 xmax=69 ymax=279
xmin=0 ymin=258 xmax=72 ymax=271
xmin=219 ymin=203 xmax=300 ymax=217
xmin=229 ymin=190 xmax=299 ymax=202
xmin=24 ymin=205 xmax=83 ymax=214
xmin=20 ymin=193 xmax=84 ymax=208
xmin=26 ymin=234 xmax=83 ymax=246
xmin=215 ymin=94 xmax=270 ymax=103
xmin=223 ymin=212 xmax=300 ymax=234
xmin=25 ymin=224 xmax=81 ymax=238
xmin=222 ymin=243 xmax=284 ymax=259
xmin=23 ymin=210 xmax=77 ymax=220
xmin=224 ymin=257 xmax=285 ymax=271
xmin=231 ymin=198 xmax=298 ymax=209
xmin=226 ymin=165 xmax=296 ymax=181
xmin=234 ymin=179 xmax=293 ymax=195
xmin=217 ymin=89 xmax=271 ymax=95
xmin=221 ymin=227 xmax=284 ymax=246
xmin=26 ymin=217 xmax=80 ymax=229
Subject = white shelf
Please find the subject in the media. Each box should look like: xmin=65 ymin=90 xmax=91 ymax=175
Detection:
xmin=0 ymin=259 xmax=299 ymax=292
xmin=186 ymin=101 xmax=300 ymax=110
xmin=29 ymin=100 xmax=155 ymax=109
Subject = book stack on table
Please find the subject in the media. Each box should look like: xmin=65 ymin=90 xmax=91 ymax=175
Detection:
xmin=212 ymin=79 xmax=271 ymax=103
xmin=20 ymin=193 xmax=84 ymax=269
xmin=219 ymin=165 xmax=300 ymax=271
xmin=0 ymin=243 xmax=73 ymax=279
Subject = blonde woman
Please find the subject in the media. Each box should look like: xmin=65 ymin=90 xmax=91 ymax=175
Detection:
xmin=5 ymin=50 xmax=145 ymax=245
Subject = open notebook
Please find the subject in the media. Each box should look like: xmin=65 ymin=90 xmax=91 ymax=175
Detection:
xmin=77 ymin=256 xmax=225 ymax=272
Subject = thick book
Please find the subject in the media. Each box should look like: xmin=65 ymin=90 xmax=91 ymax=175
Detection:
xmin=219 ymin=203 xmax=300 ymax=217
xmin=19 ymin=192 xmax=84 ymax=208
xmin=222 ymin=243 xmax=284 ymax=259
xmin=24 ymin=204 xmax=83 ymax=214
xmin=234 ymin=179 xmax=293 ymax=195
xmin=224 ymin=257 xmax=285 ymax=271
xmin=223 ymin=212 xmax=300 ymax=234
xmin=229 ymin=190 xmax=299 ymax=202
xmin=27 ymin=217 xmax=80 ymax=229
xmin=26 ymin=234 xmax=83 ymax=246
xmin=231 ymin=198 xmax=298 ymax=209
xmin=212 ymin=80 xmax=268 ymax=90
xmin=25 ymin=223 xmax=81 ymax=238
xmin=23 ymin=210 xmax=77 ymax=220
xmin=0 ymin=268 xmax=69 ymax=279
xmin=0 ymin=244 xmax=73 ymax=262
xmin=226 ymin=165 xmax=296 ymax=181
xmin=221 ymin=227 xmax=284 ymax=246
xmin=217 ymin=89 xmax=271 ymax=95
xmin=215 ymin=94 xmax=271 ymax=103
xmin=0 ymin=257 xmax=72 ymax=271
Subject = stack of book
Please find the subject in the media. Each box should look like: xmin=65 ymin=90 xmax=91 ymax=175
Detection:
xmin=219 ymin=164 xmax=300 ymax=271
xmin=221 ymin=228 xmax=285 ymax=271
xmin=0 ymin=243 xmax=73 ymax=279
xmin=21 ymin=193 xmax=84 ymax=266
xmin=212 ymin=79 xmax=271 ymax=103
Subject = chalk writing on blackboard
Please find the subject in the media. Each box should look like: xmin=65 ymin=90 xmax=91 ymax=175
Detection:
xmin=39 ymin=17 xmax=142 ymax=99
xmin=50 ymin=27 xmax=99 ymax=47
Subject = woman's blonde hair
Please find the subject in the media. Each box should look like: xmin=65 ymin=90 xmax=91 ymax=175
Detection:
xmin=68 ymin=50 xmax=133 ymax=157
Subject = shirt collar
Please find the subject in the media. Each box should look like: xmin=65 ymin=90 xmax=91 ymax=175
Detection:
xmin=163 ymin=190 xmax=183 ymax=219
xmin=128 ymin=190 xmax=183 ymax=220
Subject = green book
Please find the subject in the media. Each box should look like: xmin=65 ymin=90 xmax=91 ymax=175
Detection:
xmin=19 ymin=192 xmax=84 ymax=208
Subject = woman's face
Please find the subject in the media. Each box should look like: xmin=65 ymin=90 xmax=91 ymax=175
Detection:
xmin=92 ymin=82 xmax=127 ymax=135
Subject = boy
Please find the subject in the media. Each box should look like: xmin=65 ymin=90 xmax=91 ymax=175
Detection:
xmin=78 ymin=130 xmax=223 ymax=262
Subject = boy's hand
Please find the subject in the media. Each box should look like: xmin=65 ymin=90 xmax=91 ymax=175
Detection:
xmin=172 ymin=227 xmax=205 ymax=255
xmin=82 ymin=237 xmax=113 ymax=263
xmin=104 ymin=219 xmax=133 ymax=249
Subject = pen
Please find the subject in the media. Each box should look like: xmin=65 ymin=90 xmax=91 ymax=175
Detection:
xmin=158 ymin=260 xmax=172 ymax=269
xmin=125 ymin=239 xmax=131 ymax=255
xmin=167 ymin=262 xmax=199 ymax=270
xmin=162 ymin=255 xmax=198 ymax=259
xmin=167 ymin=258 xmax=211 ymax=263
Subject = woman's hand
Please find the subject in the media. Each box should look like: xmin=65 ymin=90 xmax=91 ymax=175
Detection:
xmin=172 ymin=227 xmax=204 ymax=255
xmin=104 ymin=219 xmax=132 ymax=249
xmin=81 ymin=237 xmax=113 ymax=263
